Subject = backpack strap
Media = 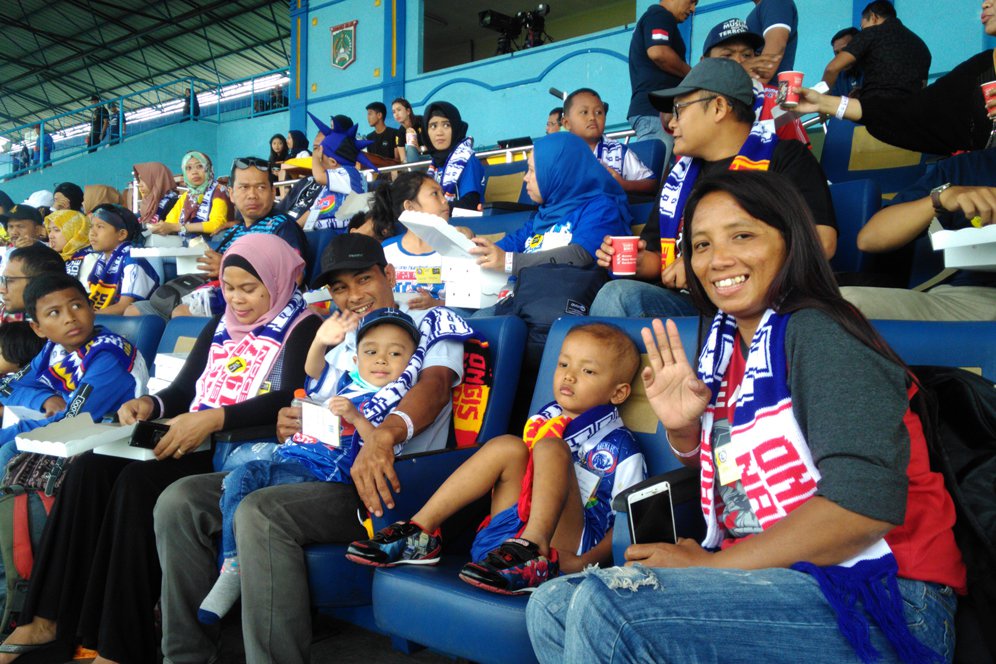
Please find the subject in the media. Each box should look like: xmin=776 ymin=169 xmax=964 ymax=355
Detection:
xmin=12 ymin=492 xmax=55 ymax=581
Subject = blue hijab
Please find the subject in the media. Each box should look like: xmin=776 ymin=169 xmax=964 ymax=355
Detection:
xmin=531 ymin=132 xmax=632 ymax=236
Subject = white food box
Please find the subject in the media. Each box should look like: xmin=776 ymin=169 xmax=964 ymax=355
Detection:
xmin=399 ymin=210 xmax=508 ymax=309
xmin=15 ymin=413 xmax=135 ymax=457
xmin=131 ymin=247 xmax=207 ymax=275
xmin=930 ymin=222 xmax=996 ymax=272
xmin=154 ymin=352 xmax=189 ymax=382
xmin=2 ymin=405 xmax=48 ymax=430
xmin=93 ymin=431 xmax=210 ymax=461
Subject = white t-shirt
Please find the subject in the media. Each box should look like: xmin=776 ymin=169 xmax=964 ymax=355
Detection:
xmin=592 ymin=145 xmax=653 ymax=181
xmin=382 ymin=235 xmax=444 ymax=300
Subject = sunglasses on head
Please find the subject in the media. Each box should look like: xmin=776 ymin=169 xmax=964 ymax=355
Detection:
xmin=232 ymin=157 xmax=270 ymax=172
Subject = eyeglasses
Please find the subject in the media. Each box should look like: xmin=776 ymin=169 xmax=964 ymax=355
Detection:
xmin=672 ymin=95 xmax=719 ymax=120
xmin=232 ymin=157 xmax=270 ymax=172
xmin=0 ymin=275 xmax=30 ymax=288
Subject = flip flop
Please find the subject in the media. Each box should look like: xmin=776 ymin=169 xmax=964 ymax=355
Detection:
xmin=0 ymin=640 xmax=58 ymax=654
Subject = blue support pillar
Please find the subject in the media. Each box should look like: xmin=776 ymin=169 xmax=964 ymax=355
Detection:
xmin=381 ymin=0 xmax=407 ymax=107
xmin=290 ymin=0 xmax=310 ymax=132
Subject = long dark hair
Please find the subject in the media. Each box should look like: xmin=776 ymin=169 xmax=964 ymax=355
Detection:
xmin=287 ymin=130 xmax=309 ymax=155
xmin=370 ymin=172 xmax=435 ymax=233
xmin=681 ymin=171 xmax=907 ymax=369
xmin=268 ymin=133 xmax=289 ymax=172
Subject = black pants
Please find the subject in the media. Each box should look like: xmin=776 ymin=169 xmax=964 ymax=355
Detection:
xmin=24 ymin=451 xmax=212 ymax=663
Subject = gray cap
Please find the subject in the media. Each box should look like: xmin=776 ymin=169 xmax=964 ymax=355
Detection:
xmin=649 ymin=58 xmax=755 ymax=113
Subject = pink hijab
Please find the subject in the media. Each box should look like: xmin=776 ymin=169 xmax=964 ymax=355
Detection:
xmin=219 ymin=234 xmax=308 ymax=342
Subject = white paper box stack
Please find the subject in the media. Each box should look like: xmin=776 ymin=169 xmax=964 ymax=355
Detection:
xmin=153 ymin=352 xmax=189 ymax=382
xmin=930 ymin=222 xmax=996 ymax=272
xmin=131 ymin=247 xmax=206 ymax=275
xmin=15 ymin=413 xmax=134 ymax=457
xmin=399 ymin=210 xmax=508 ymax=309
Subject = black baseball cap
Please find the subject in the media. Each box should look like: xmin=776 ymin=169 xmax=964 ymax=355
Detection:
xmin=1 ymin=204 xmax=43 ymax=228
xmin=311 ymin=233 xmax=387 ymax=289
xmin=702 ymin=19 xmax=764 ymax=54
xmin=356 ymin=307 xmax=420 ymax=345
xmin=649 ymin=58 xmax=755 ymax=113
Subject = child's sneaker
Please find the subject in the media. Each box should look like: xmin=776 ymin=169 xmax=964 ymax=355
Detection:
xmin=458 ymin=538 xmax=559 ymax=595
xmin=345 ymin=521 xmax=442 ymax=567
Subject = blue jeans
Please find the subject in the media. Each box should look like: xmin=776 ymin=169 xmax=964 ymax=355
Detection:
xmin=219 ymin=459 xmax=318 ymax=558
xmin=628 ymin=114 xmax=674 ymax=167
xmin=526 ymin=565 xmax=957 ymax=663
xmin=590 ymin=280 xmax=698 ymax=318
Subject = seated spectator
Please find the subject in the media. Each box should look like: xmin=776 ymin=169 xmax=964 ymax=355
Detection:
xmin=562 ymin=88 xmax=657 ymax=196
xmin=43 ymin=210 xmax=92 ymax=280
xmin=0 ymin=235 xmax=321 ymax=664
xmin=267 ymin=133 xmax=289 ymax=179
xmin=0 ymin=322 xmax=44 ymax=376
xmin=392 ymin=97 xmax=425 ymax=163
xmin=287 ymin=129 xmax=311 ymax=158
xmin=829 ymin=27 xmax=863 ymax=97
xmin=820 ymin=1 xmax=931 ymax=101
xmin=152 ymin=151 xmax=231 ymax=237
xmin=52 ymin=182 xmax=84 ymax=213
xmin=2 ymin=205 xmax=46 ymax=249
xmin=423 ymin=101 xmax=485 ymax=210
xmin=348 ymin=322 xmax=646 ymax=595
xmin=86 ymin=205 xmax=160 ymax=314
xmin=840 ymin=150 xmax=996 ymax=320
xmin=377 ymin=172 xmax=473 ymax=309
xmin=155 ymin=233 xmax=465 ymax=663
xmin=546 ymin=106 xmax=563 ymax=134
xmin=745 ymin=0 xmax=798 ymax=83
xmin=308 ymin=113 xmax=373 ymax=232
xmin=0 ymin=273 xmax=149 ymax=469
xmin=791 ymin=1 xmax=996 ymax=155
xmin=81 ymin=184 xmax=120 ymax=215
xmin=470 ymin=132 xmax=632 ymax=278
xmin=701 ymin=18 xmax=810 ymax=145
xmin=365 ymin=101 xmax=401 ymax=162
xmin=347 ymin=210 xmax=395 ymax=241
xmin=526 ymin=171 xmax=965 ymax=664
xmin=0 ymin=244 xmax=65 ymax=323
xmin=591 ymin=58 xmax=837 ymax=320
xmin=133 ymin=162 xmax=179 ymax=225
xmin=23 ymin=190 xmax=54 ymax=218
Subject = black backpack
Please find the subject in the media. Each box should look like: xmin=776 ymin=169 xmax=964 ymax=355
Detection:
xmin=913 ymin=366 xmax=996 ymax=664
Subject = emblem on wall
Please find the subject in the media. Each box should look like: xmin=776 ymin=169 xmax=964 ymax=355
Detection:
xmin=331 ymin=20 xmax=358 ymax=70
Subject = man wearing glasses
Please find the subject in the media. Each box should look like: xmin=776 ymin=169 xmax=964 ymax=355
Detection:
xmin=592 ymin=58 xmax=837 ymax=319
xmin=0 ymin=243 xmax=65 ymax=322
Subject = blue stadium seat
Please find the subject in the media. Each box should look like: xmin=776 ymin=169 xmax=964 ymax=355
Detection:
xmin=94 ymin=314 xmax=167 ymax=369
xmin=821 ymin=118 xmax=930 ymax=194
xmin=305 ymin=315 xmax=527 ymax=630
xmin=828 ymin=178 xmax=882 ymax=273
xmin=482 ymin=160 xmax=530 ymax=207
xmin=304 ymin=229 xmax=338 ymax=285
xmin=628 ymin=139 xmax=667 ymax=181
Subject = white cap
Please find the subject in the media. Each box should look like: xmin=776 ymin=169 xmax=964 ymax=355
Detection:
xmin=23 ymin=189 xmax=55 ymax=208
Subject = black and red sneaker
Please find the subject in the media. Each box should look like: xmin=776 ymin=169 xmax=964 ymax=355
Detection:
xmin=458 ymin=538 xmax=559 ymax=595
xmin=345 ymin=521 xmax=442 ymax=567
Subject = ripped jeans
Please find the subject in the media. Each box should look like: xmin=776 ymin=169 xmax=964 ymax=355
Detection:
xmin=526 ymin=565 xmax=957 ymax=663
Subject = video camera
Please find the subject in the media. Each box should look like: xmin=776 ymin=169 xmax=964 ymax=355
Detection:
xmin=479 ymin=4 xmax=551 ymax=54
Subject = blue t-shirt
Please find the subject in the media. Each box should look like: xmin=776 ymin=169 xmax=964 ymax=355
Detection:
xmin=746 ymin=0 xmax=798 ymax=76
xmin=888 ymin=150 xmax=996 ymax=289
xmin=628 ymin=4 xmax=686 ymax=119
xmin=495 ymin=196 xmax=631 ymax=259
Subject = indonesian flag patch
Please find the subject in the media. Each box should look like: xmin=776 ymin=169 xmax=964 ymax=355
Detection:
xmin=651 ymin=28 xmax=669 ymax=41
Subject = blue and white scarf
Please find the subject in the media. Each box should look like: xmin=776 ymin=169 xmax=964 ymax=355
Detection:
xmin=192 ymin=290 xmax=309 ymax=410
xmin=35 ymin=327 xmax=137 ymax=394
xmin=281 ymin=307 xmax=474 ymax=481
xmin=657 ymin=122 xmax=777 ymax=270
xmin=595 ymin=137 xmax=627 ymax=177
xmin=88 ymin=242 xmax=140 ymax=309
xmin=427 ymin=138 xmax=475 ymax=203
xmin=697 ymin=308 xmax=943 ymax=664
xmin=182 ymin=180 xmax=222 ymax=225
xmin=215 ymin=213 xmax=291 ymax=254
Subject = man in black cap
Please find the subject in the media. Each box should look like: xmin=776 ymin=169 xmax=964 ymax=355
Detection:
xmin=156 ymin=233 xmax=467 ymax=664
xmin=87 ymin=95 xmax=109 ymax=153
xmin=2 ymin=205 xmax=46 ymax=249
xmin=592 ymin=58 xmax=837 ymax=319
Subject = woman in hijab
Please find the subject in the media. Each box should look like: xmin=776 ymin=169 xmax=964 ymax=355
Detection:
xmin=153 ymin=151 xmax=232 ymax=237
xmin=82 ymin=185 xmax=121 ymax=214
xmin=287 ymin=129 xmax=311 ymax=158
xmin=133 ymin=162 xmax=179 ymax=225
xmin=43 ymin=209 xmax=92 ymax=279
xmin=470 ymin=132 xmax=632 ymax=276
xmin=0 ymin=234 xmax=320 ymax=664
xmin=422 ymin=101 xmax=485 ymax=210
xmin=267 ymin=133 xmax=290 ymax=177
xmin=52 ymin=182 xmax=84 ymax=212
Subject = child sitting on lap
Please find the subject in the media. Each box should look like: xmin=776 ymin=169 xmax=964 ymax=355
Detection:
xmin=197 ymin=308 xmax=421 ymax=624
xmin=346 ymin=323 xmax=647 ymax=595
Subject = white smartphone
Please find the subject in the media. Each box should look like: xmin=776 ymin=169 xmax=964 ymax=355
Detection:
xmin=626 ymin=480 xmax=677 ymax=545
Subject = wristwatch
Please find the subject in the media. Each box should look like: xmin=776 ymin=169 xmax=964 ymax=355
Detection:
xmin=930 ymin=183 xmax=953 ymax=215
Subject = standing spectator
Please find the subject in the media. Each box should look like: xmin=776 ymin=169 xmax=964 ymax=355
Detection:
xmin=87 ymin=95 xmax=108 ymax=153
xmin=28 ymin=124 xmax=53 ymax=168
xmin=52 ymin=182 xmax=84 ymax=212
xmin=821 ymin=2 xmax=931 ymax=101
xmin=627 ymin=0 xmax=696 ymax=165
xmin=107 ymin=101 xmax=124 ymax=145
xmin=745 ymin=0 xmax=798 ymax=82
xmin=829 ymin=27 xmax=863 ymax=97
xmin=365 ymin=101 xmax=401 ymax=162
xmin=546 ymin=107 xmax=563 ymax=134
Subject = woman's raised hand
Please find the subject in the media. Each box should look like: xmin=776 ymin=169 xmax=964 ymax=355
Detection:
xmin=315 ymin=310 xmax=360 ymax=346
xmin=640 ymin=319 xmax=711 ymax=432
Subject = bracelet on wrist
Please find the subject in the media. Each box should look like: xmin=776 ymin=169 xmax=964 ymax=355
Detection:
xmin=834 ymin=96 xmax=850 ymax=121
xmin=390 ymin=410 xmax=415 ymax=443
xmin=669 ymin=441 xmax=701 ymax=459
xmin=504 ymin=251 xmax=514 ymax=274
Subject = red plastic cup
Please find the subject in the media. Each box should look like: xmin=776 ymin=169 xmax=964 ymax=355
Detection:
xmin=982 ymin=81 xmax=996 ymax=118
xmin=777 ymin=71 xmax=804 ymax=108
xmin=610 ymin=236 xmax=639 ymax=276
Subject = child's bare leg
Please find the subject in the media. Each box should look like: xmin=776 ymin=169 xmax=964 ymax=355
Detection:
xmin=410 ymin=435 xmax=528 ymax=532
xmin=518 ymin=436 xmax=584 ymax=560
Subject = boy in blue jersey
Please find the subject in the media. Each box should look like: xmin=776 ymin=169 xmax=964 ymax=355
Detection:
xmin=347 ymin=323 xmax=647 ymax=595
xmin=308 ymin=113 xmax=374 ymax=232
xmin=0 ymin=273 xmax=148 ymax=467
